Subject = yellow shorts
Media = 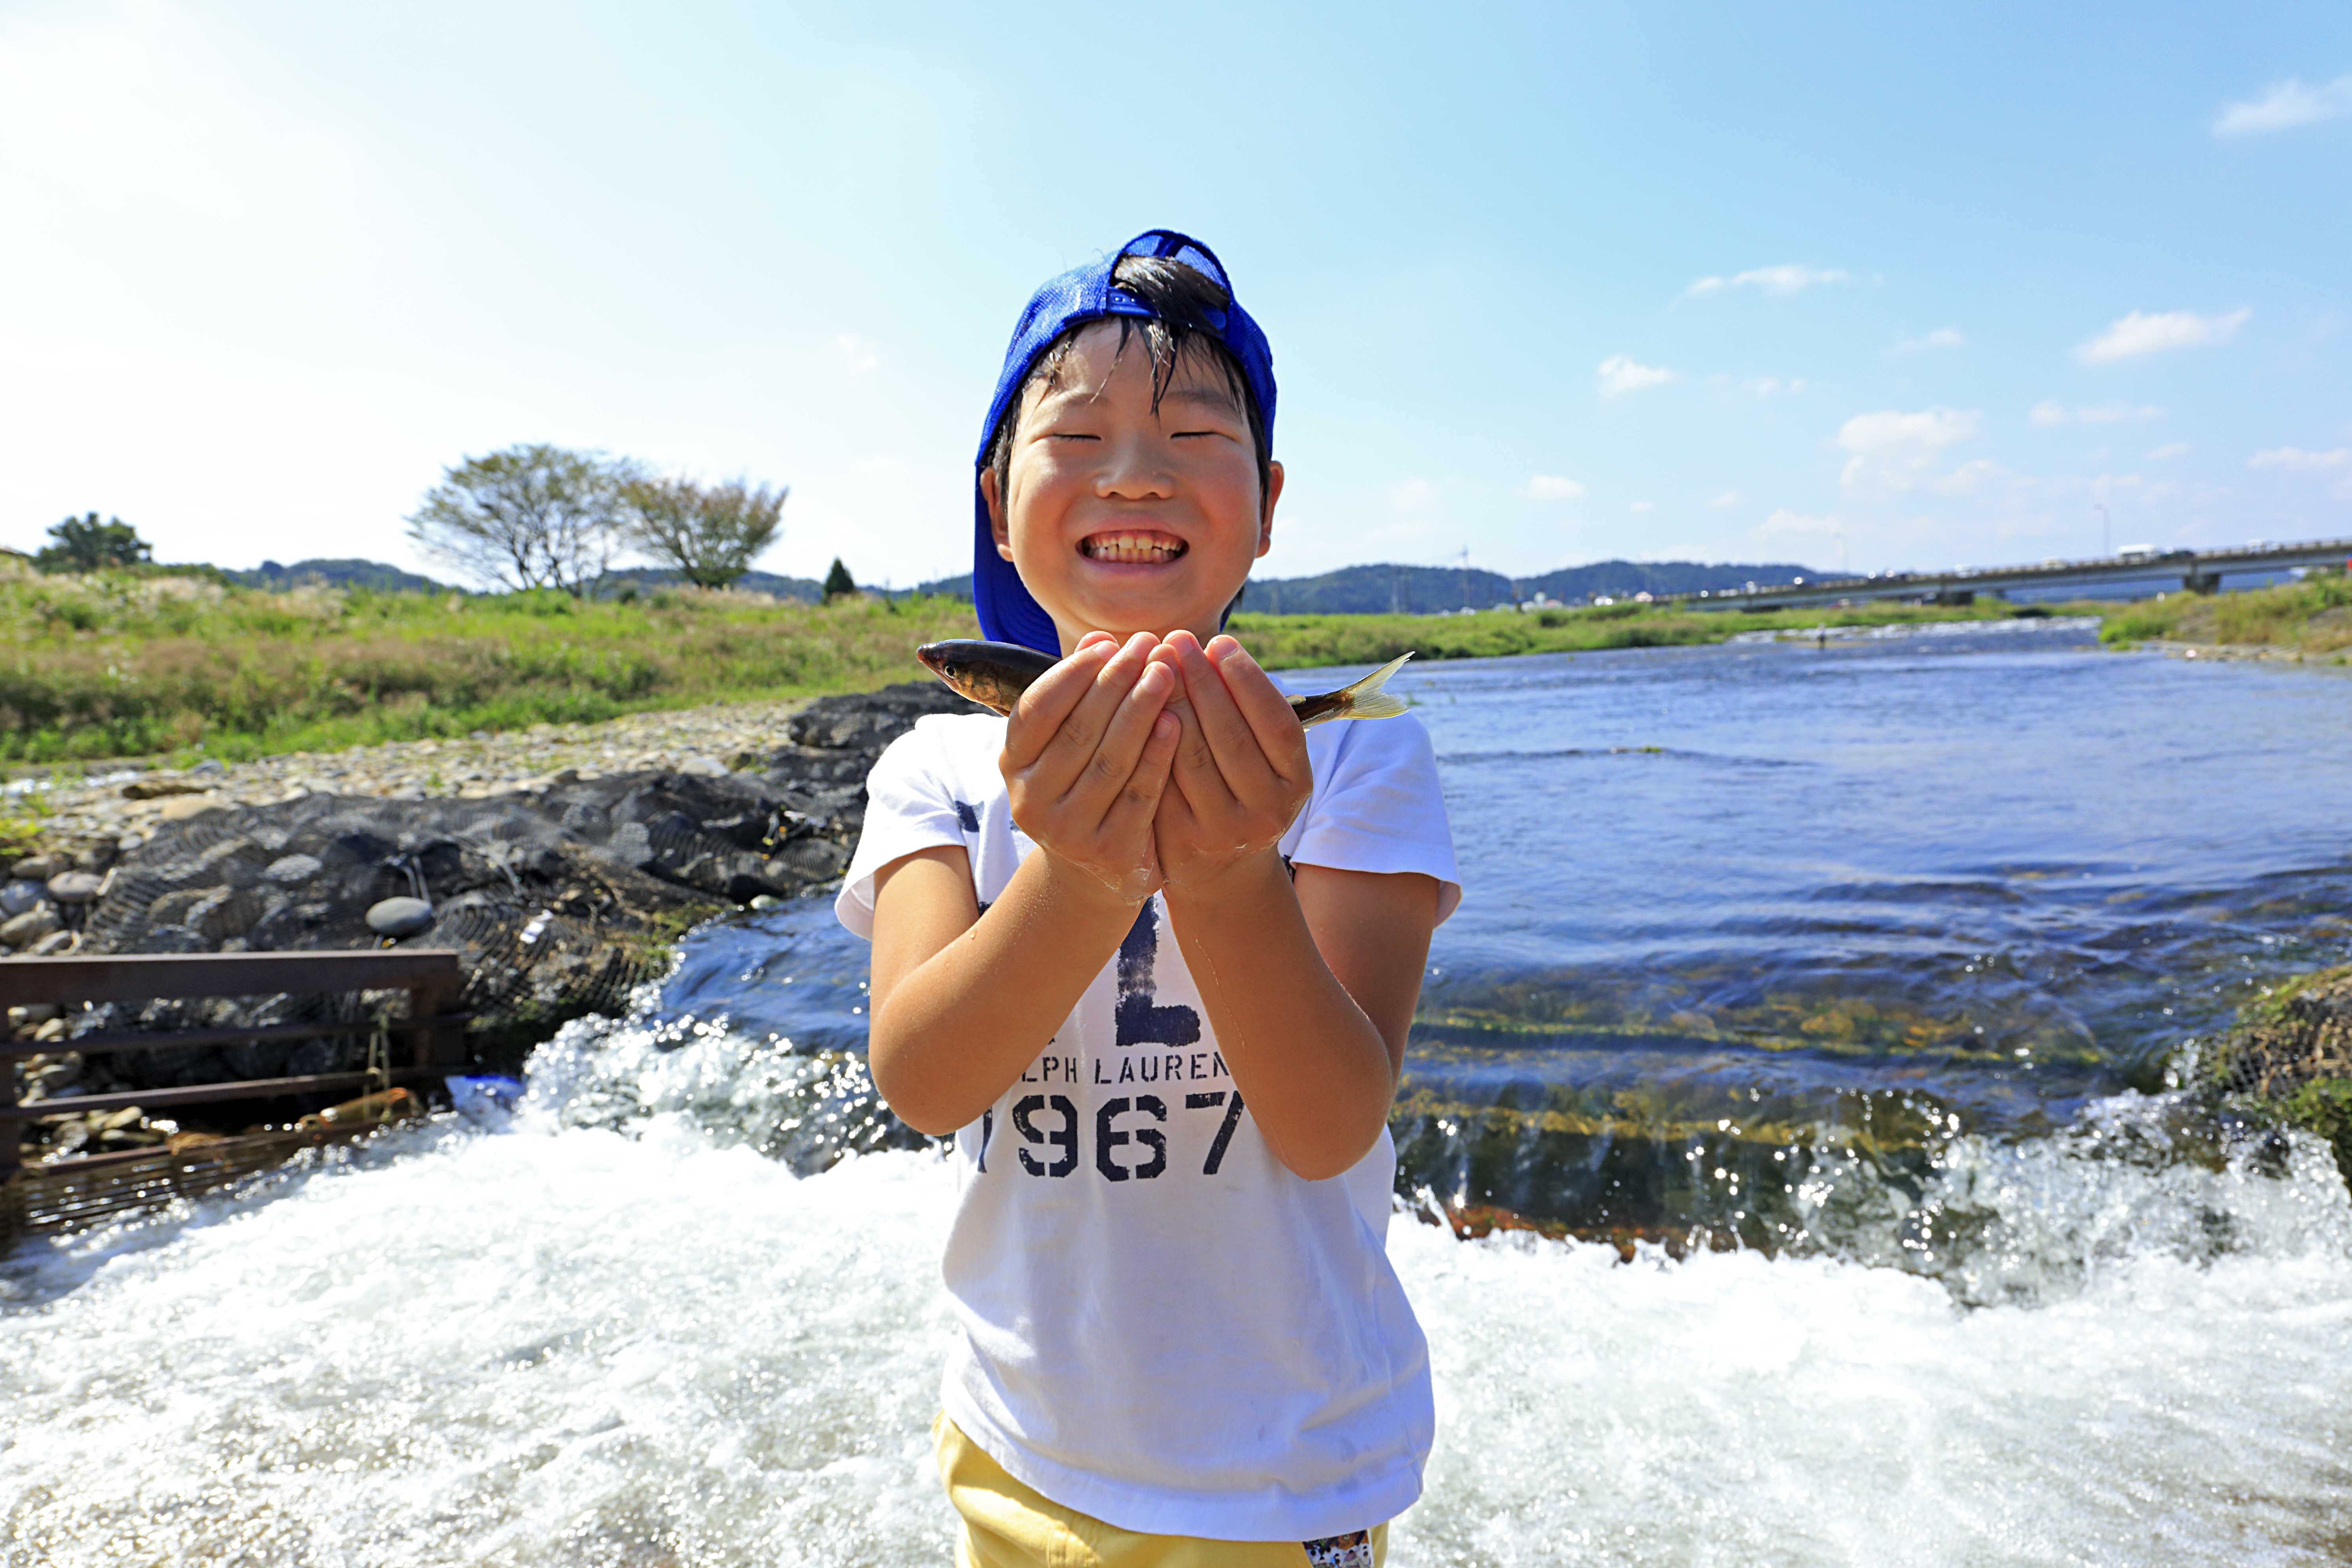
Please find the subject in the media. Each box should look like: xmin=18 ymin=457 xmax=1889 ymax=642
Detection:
xmin=934 ymin=1416 xmax=1389 ymax=1568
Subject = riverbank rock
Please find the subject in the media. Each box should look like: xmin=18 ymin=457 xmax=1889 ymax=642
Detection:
xmin=11 ymin=682 xmax=982 ymax=1114
xmin=2205 ymin=964 xmax=2352 ymax=1186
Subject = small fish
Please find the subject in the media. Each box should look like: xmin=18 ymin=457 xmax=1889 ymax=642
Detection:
xmin=917 ymin=640 xmax=1414 ymax=727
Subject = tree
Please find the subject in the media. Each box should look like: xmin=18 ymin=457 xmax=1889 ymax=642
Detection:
xmin=38 ymin=513 xmax=152 ymax=573
xmin=823 ymin=557 xmax=858 ymax=600
xmin=407 ymin=445 xmax=633 ymax=595
xmin=620 ymin=476 xmax=786 ymax=589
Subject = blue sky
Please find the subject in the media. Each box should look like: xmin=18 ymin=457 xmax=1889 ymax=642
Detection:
xmin=3 ymin=1 xmax=2346 ymax=586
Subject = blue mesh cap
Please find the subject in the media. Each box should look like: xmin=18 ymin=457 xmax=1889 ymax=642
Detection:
xmin=972 ymin=229 xmax=1277 ymax=653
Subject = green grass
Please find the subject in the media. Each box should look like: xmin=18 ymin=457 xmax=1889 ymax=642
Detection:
xmin=1 ymin=565 xmax=981 ymax=765
xmin=1230 ymin=597 xmax=2055 ymax=670
xmin=10 ymin=552 xmax=2273 ymax=769
xmin=2097 ymin=572 xmax=2352 ymax=657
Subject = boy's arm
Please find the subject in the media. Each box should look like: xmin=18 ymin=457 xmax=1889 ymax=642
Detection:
xmin=867 ymin=634 xmax=1179 ymax=1136
xmin=1152 ymin=633 xmax=1439 ymax=1181
xmin=1164 ymin=859 xmax=1436 ymax=1180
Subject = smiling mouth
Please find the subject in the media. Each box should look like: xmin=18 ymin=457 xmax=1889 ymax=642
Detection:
xmin=1080 ymin=530 xmax=1187 ymax=564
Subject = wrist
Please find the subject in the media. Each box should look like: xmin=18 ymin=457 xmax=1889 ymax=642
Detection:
xmin=1161 ymin=846 xmax=1289 ymax=917
xmin=1035 ymin=844 xmax=1156 ymax=917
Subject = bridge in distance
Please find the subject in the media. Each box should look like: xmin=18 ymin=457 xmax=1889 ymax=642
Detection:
xmin=1685 ymin=536 xmax=2352 ymax=611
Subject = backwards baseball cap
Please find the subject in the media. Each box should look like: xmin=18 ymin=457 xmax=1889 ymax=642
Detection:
xmin=972 ymin=229 xmax=1277 ymax=654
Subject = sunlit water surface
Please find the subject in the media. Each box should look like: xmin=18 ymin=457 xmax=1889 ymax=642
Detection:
xmin=7 ymin=622 xmax=2352 ymax=1564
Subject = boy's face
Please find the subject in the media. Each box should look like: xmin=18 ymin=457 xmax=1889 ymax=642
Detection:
xmin=982 ymin=321 xmax=1282 ymax=654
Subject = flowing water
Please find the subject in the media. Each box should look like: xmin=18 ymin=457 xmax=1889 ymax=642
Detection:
xmin=7 ymin=620 xmax=2352 ymax=1565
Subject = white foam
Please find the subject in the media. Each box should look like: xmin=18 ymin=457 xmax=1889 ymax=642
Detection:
xmin=4 ymin=1086 xmax=2348 ymax=1564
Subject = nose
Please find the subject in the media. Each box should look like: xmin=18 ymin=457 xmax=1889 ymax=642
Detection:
xmin=1095 ymin=429 xmax=1175 ymax=502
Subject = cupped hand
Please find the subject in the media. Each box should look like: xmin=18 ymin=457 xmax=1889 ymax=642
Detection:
xmin=1148 ymin=632 xmax=1312 ymax=893
xmin=999 ymin=630 xmax=1181 ymax=904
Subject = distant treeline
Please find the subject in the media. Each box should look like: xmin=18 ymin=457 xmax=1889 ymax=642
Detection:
xmin=227 ymin=558 xmax=839 ymax=604
xmin=915 ymin=558 xmax=1818 ymax=613
xmin=155 ymin=551 xmax=1820 ymax=615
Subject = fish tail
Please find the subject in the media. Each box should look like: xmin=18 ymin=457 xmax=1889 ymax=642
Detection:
xmin=1316 ymin=652 xmax=1414 ymax=724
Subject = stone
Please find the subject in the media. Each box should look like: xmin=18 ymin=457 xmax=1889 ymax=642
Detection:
xmin=10 ymin=854 xmax=64 ymax=881
xmin=8 ymin=1003 xmax=60 ymax=1028
xmin=45 ymin=870 xmax=102 ymax=905
xmin=365 ymin=896 xmax=437 ymax=938
xmin=677 ymin=754 xmax=729 ymax=777
xmin=158 ymin=794 xmax=225 ymax=822
xmin=189 ymin=758 xmax=225 ymax=776
xmin=264 ymin=853 xmax=323 ymax=884
xmin=26 ymin=929 xmax=75 ymax=956
xmin=0 ymin=880 xmax=41 ymax=918
xmin=122 ymin=778 xmax=209 ymax=800
xmin=1 ymin=907 xmax=62 ymax=948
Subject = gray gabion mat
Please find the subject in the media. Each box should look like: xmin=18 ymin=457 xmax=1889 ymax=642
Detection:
xmin=64 ymin=681 xmax=982 ymax=1086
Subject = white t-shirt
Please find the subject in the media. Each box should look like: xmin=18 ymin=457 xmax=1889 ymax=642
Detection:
xmin=838 ymin=705 xmax=1461 ymax=1542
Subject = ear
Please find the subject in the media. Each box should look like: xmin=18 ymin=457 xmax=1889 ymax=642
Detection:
xmin=1255 ymin=460 xmax=1284 ymax=560
xmin=980 ymin=467 xmax=1015 ymax=562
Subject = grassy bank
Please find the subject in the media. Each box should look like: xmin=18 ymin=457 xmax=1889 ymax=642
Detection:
xmin=1230 ymin=597 xmax=2048 ymax=670
xmin=2 ymin=567 xmax=980 ymax=764
xmin=1 ymin=560 xmax=2103 ymax=767
xmin=2097 ymin=573 xmax=2352 ymax=658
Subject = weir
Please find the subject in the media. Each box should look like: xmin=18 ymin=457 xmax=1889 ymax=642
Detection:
xmin=1688 ymin=534 xmax=2352 ymax=610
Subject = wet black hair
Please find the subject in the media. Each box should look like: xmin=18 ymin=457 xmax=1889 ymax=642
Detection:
xmin=982 ymin=254 xmax=1274 ymax=510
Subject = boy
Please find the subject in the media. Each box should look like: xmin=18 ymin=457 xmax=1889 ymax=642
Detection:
xmin=838 ymin=231 xmax=1461 ymax=1566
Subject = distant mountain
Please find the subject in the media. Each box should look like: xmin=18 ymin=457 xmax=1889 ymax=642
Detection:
xmin=1240 ymin=559 xmax=1820 ymax=614
xmin=233 ymin=558 xmax=455 ymax=593
xmin=1510 ymin=560 xmax=1818 ymax=603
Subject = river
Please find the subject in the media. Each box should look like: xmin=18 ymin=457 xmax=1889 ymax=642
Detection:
xmin=6 ymin=619 xmax=2350 ymax=1565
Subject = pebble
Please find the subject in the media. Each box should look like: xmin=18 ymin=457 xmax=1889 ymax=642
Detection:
xmin=0 ymin=880 xmax=43 ymax=917
xmin=265 ymin=854 xmax=324 ymax=884
xmin=11 ymin=854 xmax=64 ymax=881
xmin=364 ymin=896 xmax=436 ymax=938
xmin=45 ymin=870 xmax=103 ymax=905
xmin=1 ymin=906 xmax=62 ymax=948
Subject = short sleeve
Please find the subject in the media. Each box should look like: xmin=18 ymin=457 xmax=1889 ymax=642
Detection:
xmin=835 ymin=720 xmax=971 ymax=940
xmin=1290 ymin=713 xmax=1463 ymax=925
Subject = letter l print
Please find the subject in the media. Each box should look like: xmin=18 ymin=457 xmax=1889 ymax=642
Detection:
xmin=1116 ymin=901 xmax=1201 ymax=1049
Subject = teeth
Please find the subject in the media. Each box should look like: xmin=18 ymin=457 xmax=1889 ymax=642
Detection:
xmin=1082 ymin=532 xmax=1185 ymax=564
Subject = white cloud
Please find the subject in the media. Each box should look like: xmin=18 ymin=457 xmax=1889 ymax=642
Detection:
xmin=1833 ymin=407 xmax=1981 ymax=498
xmin=1708 ymin=489 xmax=1742 ymax=508
xmin=1929 ymin=459 xmax=2001 ymax=495
xmin=1685 ymin=265 xmax=1852 ymax=297
xmin=2249 ymin=446 xmax=2351 ymax=470
xmin=2031 ymin=400 xmax=2164 ymax=426
xmin=1597 ymin=354 xmax=1676 ymax=396
xmin=1388 ymin=477 xmax=1440 ymax=514
xmin=2145 ymin=443 xmax=2189 ymax=460
xmin=2250 ymin=445 xmax=2352 ymax=498
xmin=2214 ymin=75 xmax=2352 ymax=135
xmin=2074 ymin=308 xmax=2250 ymax=364
xmin=1520 ymin=475 xmax=1583 ymax=500
xmin=1743 ymin=376 xmax=1806 ymax=397
xmin=1893 ymin=327 xmax=1964 ymax=353
xmin=835 ymin=333 xmax=881 ymax=372
xmin=1629 ymin=500 xmax=1654 ymax=512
